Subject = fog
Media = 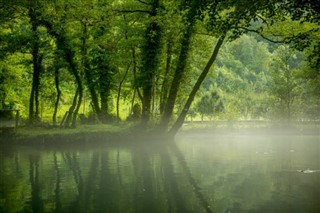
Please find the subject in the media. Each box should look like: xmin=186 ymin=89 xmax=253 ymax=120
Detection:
xmin=1 ymin=123 xmax=319 ymax=213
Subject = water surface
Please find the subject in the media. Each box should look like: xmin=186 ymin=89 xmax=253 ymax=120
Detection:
xmin=1 ymin=130 xmax=319 ymax=212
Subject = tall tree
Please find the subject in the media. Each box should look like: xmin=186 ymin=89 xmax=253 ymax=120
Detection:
xmin=28 ymin=0 xmax=43 ymax=123
xmin=138 ymin=0 xmax=162 ymax=125
xmin=269 ymin=45 xmax=301 ymax=121
xmin=159 ymin=0 xmax=200 ymax=131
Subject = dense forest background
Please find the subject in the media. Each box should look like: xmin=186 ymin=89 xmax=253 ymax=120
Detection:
xmin=0 ymin=0 xmax=319 ymax=134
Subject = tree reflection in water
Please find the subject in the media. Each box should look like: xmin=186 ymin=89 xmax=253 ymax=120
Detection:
xmin=1 ymin=134 xmax=319 ymax=212
xmin=2 ymin=142 xmax=211 ymax=212
xmin=29 ymin=154 xmax=43 ymax=213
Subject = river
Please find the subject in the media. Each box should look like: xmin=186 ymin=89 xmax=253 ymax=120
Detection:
xmin=1 ymin=130 xmax=320 ymax=212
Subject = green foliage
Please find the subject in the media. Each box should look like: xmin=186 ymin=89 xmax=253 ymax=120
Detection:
xmin=269 ymin=45 xmax=303 ymax=120
xmin=196 ymin=87 xmax=224 ymax=120
xmin=0 ymin=0 xmax=319 ymax=130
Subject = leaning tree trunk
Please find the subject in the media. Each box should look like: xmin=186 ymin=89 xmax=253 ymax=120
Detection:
xmin=169 ymin=36 xmax=225 ymax=135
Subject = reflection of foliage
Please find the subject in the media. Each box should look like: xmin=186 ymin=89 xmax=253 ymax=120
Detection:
xmin=1 ymin=136 xmax=320 ymax=212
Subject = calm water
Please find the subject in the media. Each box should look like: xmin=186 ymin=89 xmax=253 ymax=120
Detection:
xmin=1 ymin=131 xmax=320 ymax=213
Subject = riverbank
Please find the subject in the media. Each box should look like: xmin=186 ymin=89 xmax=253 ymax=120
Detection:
xmin=0 ymin=123 xmax=175 ymax=146
xmin=1 ymin=121 xmax=319 ymax=146
xmin=0 ymin=124 xmax=134 ymax=145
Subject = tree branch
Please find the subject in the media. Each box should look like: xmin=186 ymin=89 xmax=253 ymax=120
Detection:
xmin=136 ymin=0 xmax=151 ymax=5
xmin=112 ymin=9 xmax=151 ymax=14
xmin=237 ymin=27 xmax=284 ymax=44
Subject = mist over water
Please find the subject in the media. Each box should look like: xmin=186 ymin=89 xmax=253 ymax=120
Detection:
xmin=1 ymin=128 xmax=319 ymax=212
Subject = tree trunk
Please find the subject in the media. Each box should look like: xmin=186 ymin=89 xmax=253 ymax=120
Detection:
xmin=99 ymin=67 xmax=112 ymax=122
xmin=81 ymin=21 xmax=101 ymax=115
xmin=159 ymin=22 xmax=195 ymax=131
xmin=117 ymin=63 xmax=131 ymax=120
xmin=131 ymin=47 xmax=143 ymax=103
xmin=169 ymin=36 xmax=225 ymax=135
xmin=53 ymin=62 xmax=61 ymax=126
xmin=28 ymin=4 xmax=42 ymax=123
xmin=34 ymin=55 xmax=42 ymax=120
xmin=140 ymin=0 xmax=162 ymax=126
xmin=160 ymin=38 xmax=173 ymax=114
xmin=39 ymin=19 xmax=83 ymax=128
xmin=72 ymin=87 xmax=83 ymax=128
xmin=65 ymin=88 xmax=79 ymax=127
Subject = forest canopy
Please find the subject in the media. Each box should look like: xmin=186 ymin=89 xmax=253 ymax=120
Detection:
xmin=0 ymin=0 xmax=319 ymax=134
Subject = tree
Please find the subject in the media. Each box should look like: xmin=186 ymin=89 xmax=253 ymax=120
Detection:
xmin=196 ymin=89 xmax=224 ymax=121
xmin=269 ymin=45 xmax=301 ymax=121
xmin=27 ymin=0 xmax=49 ymax=124
xmin=159 ymin=0 xmax=201 ymax=131
xmin=138 ymin=0 xmax=162 ymax=125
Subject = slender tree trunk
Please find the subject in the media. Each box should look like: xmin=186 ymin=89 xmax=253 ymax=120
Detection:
xmin=151 ymin=76 xmax=156 ymax=115
xmin=34 ymin=55 xmax=42 ymax=120
xmin=53 ymin=63 xmax=61 ymax=126
xmin=130 ymin=89 xmax=137 ymax=115
xmin=29 ymin=82 xmax=35 ymax=121
xmin=131 ymin=47 xmax=142 ymax=102
xmin=72 ymin=87 xmax=82 ymax=128
xmin=117 ymin=63 xmax=131 ymax=120
xmin=169 ymin=36 xmax=225 ymax=135
xmin=28 ymin=4 xmax=42 ymax=123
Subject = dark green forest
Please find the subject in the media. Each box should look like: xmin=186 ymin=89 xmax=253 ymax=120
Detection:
xmin=0 ymin=0 xmax=319 ymax=134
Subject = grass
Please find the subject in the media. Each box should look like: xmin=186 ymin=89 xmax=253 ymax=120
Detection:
xmin=15 ymin=122 xmax=134 ymax=138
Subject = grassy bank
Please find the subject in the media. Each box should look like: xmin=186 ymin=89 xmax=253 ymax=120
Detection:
xmin=0 ymin=123 xmax=136 ymax=145
xmin=16 ymin=124 xmax=129 ymax=138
